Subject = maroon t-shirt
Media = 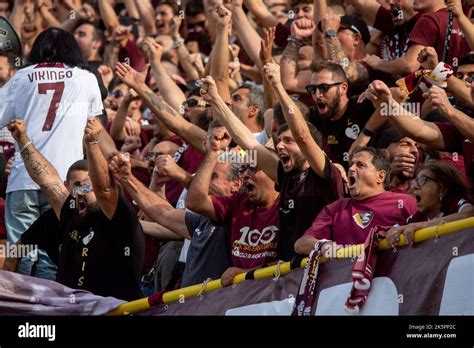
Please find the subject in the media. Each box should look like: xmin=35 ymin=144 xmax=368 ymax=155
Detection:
xmin=374 ymin=8 xmax=421 ymax=61
xmin=119 ymin=39 xmax=146 ymax=72
xmin=165 ymin=144 xmax=205 ymax=206
xmin=409 ymin=8 xmax=470 ymax=70
xmin=275 ymin=22 xmax=291 ymax=48
xmin=304 ymin=191 xmax=417 ymax=245
xmin=211 ymin=192 xmax=280 ymax=269
xmin=275 ymin=156 xmax=344 ymax=261
xmin=436 ymin=122 xmax=474 ymax=189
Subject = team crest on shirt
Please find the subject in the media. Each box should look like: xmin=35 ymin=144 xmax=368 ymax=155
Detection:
xmin=352 ymin=212 xmax=374 ymax=229
xmin=327 ymin=135 xmax=338 ymax=145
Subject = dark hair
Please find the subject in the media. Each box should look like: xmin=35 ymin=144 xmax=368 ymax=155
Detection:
xmin=0 ymin=52 xmax=16 ymax=69
xmin=352 ymin=146 xmax=391 ymax=190
xmin=310 ymin=59 xmax=348 ymax=83
xmin=75 ymin=21 xmax=106 ymax=58
xmin=416 ymin=162 xmax=473 ymax=212
xmin=459 ymin=53 xmax=474 ymax=67
xmin=185 ymin=0 xmax=204 ymax=17
xmin=273 ymin=100 xmax=310 ymax=127
xmin=290 ymin=0 xmax=312 ymax=7
xmin=208 ymin=118 xmax=225 ymax=131
xmin=277 ymin=122 xmax=322 ymax=148
xmin=66 ymin=160 xmax=89 ymax=182
xmin=156 ymin=0 xmax=181 ymax=15
xmin=27 ymin=28 xmax=89 ymax=69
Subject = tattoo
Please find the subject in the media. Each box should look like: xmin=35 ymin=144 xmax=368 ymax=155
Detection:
xmin=40 ymin=181 xmax=68 ymax=208
xmin=281 ymin=41 xmax=304 ymax=78
xmin=22 ymin=148 xmax=50 ymax=177
xmin=326 ymin=37 xmax=369 ymax=84
xmin=146 ymin=91 xmax=178 ymax=116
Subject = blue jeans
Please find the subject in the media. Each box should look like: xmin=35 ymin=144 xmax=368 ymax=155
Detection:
xmin=6 ymin=190 xmax=57 ymax=280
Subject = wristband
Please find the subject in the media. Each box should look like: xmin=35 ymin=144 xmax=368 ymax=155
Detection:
xmin=362 ymin=128 xmax=376 ymax=137
xmin=20 ymin=141 xmax=32 ymax=155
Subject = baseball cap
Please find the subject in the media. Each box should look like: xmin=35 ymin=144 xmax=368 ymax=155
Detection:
xmin=318 ymin=15 xmax=371 ymax=45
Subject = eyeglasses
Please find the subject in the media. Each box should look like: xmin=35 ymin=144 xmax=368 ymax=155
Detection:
xmin=464 ymin=76 xmax=474 ymax=88
xmin=72 ymin=184 xmax=93 ymax=198
xmin=144 ymin=151 xmax=162 ymax=161
xmin=187 ymin=20 xmax=206 ymax=30
xmin=305 ymin=82 xmax=343 ymax=95
xmin=238 ymin=164 xmax=258 ymax=177
xmin=183 ymin=99 xmax=211 ymax=108
xmin=112 ymin=90 xmax=124 ymax=98
xmin=410 ymin=175 xmax=438 ymax=189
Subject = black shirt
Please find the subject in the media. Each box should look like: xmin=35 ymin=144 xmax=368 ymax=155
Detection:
xmin=55 ymin=195 xmax=144 ymax=301
xmin=311 ymin=97 xmax=375 ymax=169
xmin=275 ymin=156 xmax=344 ymax=261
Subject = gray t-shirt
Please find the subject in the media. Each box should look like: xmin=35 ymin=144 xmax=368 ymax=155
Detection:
xmin=181 ymin=211 xmax=232 ymax=287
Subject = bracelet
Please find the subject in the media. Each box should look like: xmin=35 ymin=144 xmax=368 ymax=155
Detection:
xmin=87 ymin=140 xmax=99 ymax=145
xmin=173 ymin=38 xmax=185 ymax=49
xmin=362 ymin=128 xmax=376 ymax=137
xmin=20 ymin=141 xmax=32 ymax=155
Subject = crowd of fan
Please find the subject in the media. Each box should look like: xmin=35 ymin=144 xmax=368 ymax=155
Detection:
xmin=0 ymin=0 xmax=473 ymax=302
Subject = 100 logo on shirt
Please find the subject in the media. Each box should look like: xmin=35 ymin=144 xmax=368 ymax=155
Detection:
xmin=237 ymin=226 xmax=278 ymax=247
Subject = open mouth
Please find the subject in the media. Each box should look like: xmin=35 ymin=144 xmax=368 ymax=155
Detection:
xmin=77 ymin=197 xmax=88 ymax=216
xmin=316 ymin=100 xmax=328 ymax=114
xmin=415 ymin=194 xmax=422 ymax=203
xmin=348 ymin=174 xmax=356 ymax=188
xmin=279 ymin=153 xmax=291 ymax=166
xmin=244 ymin=182 xmax=256 ymax=195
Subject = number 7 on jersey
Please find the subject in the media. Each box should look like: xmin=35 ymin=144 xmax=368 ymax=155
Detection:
xmin=38 ymin=82 xmax=65 ymax=131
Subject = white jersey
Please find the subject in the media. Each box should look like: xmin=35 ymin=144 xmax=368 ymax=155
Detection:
xmin=0 ymin=63 xmax=103 ymax=193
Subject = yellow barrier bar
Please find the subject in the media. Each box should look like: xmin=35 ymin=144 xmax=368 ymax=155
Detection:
xmin=107 ymin=217 xmax=474 ymax=316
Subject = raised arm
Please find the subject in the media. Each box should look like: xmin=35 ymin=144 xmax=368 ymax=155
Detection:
xmin=365 ymin=81 xmax=446 ymax=148
xmin=200 ymin=76 xmax=279 ymax=182
xmin=109 ymin=153 xmax=190 ymax=238
xmin=142 ymin=38 xmax=186 ymax=114
xmin=210 ymin=5 xmax=231 ymax=101
xmin=347 ymin=0 xmax=381 ymax=26
xmin=134 ymin=0 xmax=156 ymax=35
xmin=363 ymin=44 xmax=424 ymax=77
xmin=263 ymin=62 xmax=326 ymax=177
xmin=140 ymin=220 xmax=185 ymax=241
xmin=243 ymin=0 xmax=279 ymax=28
xmin=322 ymin=14 xmax=369 ymax=86
xmin=8 ymin=120 xmax=68 ymax=219
xmin=231 ymin=0 xmax=265 ymax=69
xmin=115 ymin=62 xmax=206 ymax=153
xmin=185 ymin=127 xmax=232 ymax=220
xmin=280 ymin=19 xmax=314 ymax=93
xmin=98 ymin=0 xmax=120 ymax=34
xmin=448 ymin=0 xmax=474 ymax=51
xmin=84 ymin=118 xmax=119 ymax=220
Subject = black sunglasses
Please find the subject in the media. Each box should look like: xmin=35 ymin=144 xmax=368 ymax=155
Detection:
xmin=144 ymin=151 xmax=163 ymax=161
xmin=305 ymin=82 xmax=343 ymax=95
xmin=187 ymin=20 xmax=206 ymax=30
xmin=183 ymin=99 xmax=211 ymax=108
xmin=238 ymin=164 xmax=258 ymax=177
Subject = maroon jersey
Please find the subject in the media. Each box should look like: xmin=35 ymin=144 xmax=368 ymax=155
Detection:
xmin=275 ymin=22 xmax=291 ymax=48
xmin=409 ymin=8 xmax=470 ymax=70
xmin=374 ymin=7 xmax=421 ymax=61
xmin=165 ymin=144 xmax=205 ymax=206
xmin=211 ymin=192 xmax=280 ymax=269
xmin=304 ymin=191 xmax=417 ymax=244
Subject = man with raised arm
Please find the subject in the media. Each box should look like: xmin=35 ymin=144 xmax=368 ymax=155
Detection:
xmin=3 ymin=118 xmax=144 ymax=301
xmin=198 ymin=72 xmax=343 ymax=262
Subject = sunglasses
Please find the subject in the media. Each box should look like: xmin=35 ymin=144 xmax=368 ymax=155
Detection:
xmin=187 ymin=20 xmax=206 ymax=30
xmin=238 ymin=164 xmax=258 ymax=177
xmin=144 ymin=151 xmax=163 ymax=161
xmin=72 ymin=184 xmax=93 ymax=198
xmin=183 ymin=99 xmax=211 ymax=108
xmin=464 ymin=76 xmax=474 ymax=87
xmin=410 ymin=175 xmax=438 ymax=189
xmin=305 ymin=82 xmax=343 ymax=95
xmin=112 ymin=90 xmax=124 ymax=98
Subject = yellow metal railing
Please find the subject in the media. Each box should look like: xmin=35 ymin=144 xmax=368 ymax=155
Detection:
xmin=106 ymin=216 xmax=474 ymax=316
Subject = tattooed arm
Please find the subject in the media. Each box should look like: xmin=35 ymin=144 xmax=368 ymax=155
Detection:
xmin=322 ymin=14 xmax=369 ymax=85
xmin=8 ymin=120 xmax=69 ymax=220
xmin=280 ymin=39 xmax=312 ymax=93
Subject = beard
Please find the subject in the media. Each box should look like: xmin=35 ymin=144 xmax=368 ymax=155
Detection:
xmin=75 ymin=202 xmax=101 ymax=229
xmin=314 ymin=88 xmax=341 ymax=121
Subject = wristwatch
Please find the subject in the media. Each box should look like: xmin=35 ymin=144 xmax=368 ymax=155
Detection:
xmin=324 ymin=29 xmax=337 ymax=38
